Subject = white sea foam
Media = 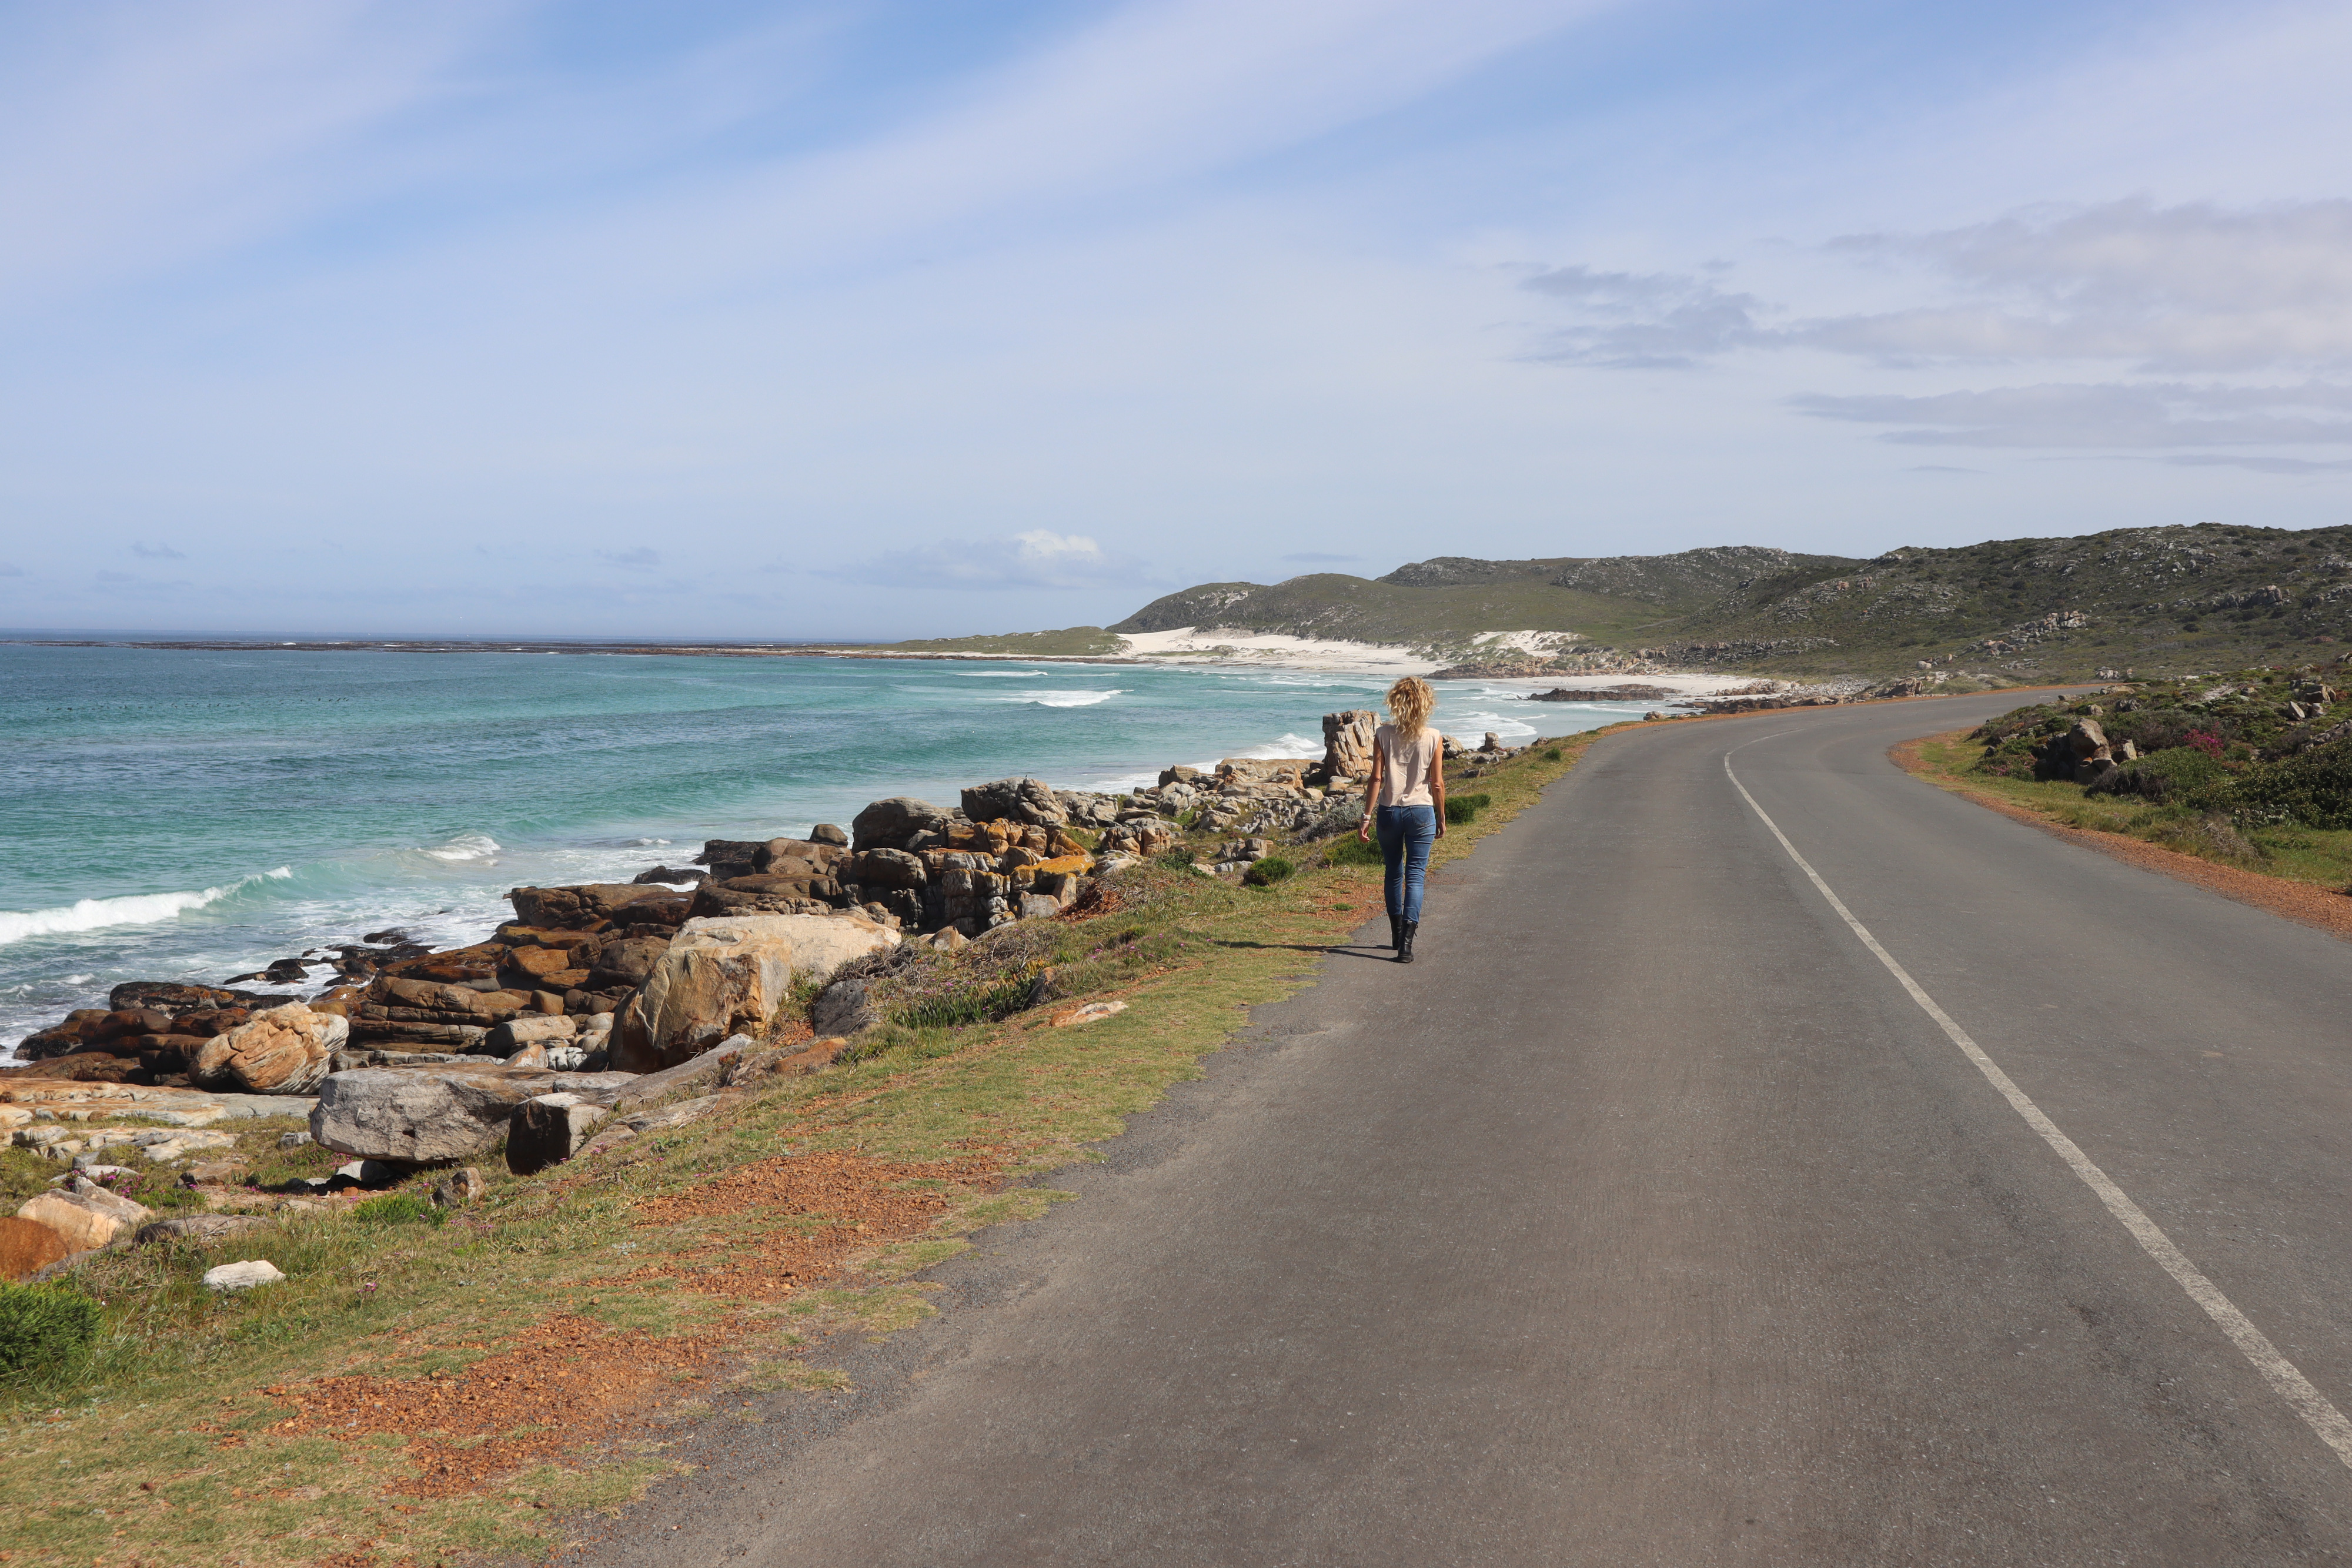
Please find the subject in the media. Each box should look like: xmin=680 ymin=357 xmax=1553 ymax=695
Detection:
xmin=0 ymin=867 xmax=293 ymax=947
xmin=421 ymin=833 xmax=502 ymax=862
xmin=1001 ymin=690 xmax=1122 ymax=708
xmin=1445 ymin=710 xmax=1541 ymax=741
xmin=1226 ymin=732 xmax=1324 ymax=758
xmin=958 ymin=670 xmax=1050 ymax=677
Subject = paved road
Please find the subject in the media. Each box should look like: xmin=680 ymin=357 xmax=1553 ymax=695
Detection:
xmin=590 ymin=694 xmax=2352 ymax=1566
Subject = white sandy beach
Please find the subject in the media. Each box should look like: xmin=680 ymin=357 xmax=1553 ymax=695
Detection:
xmin=1115 ymin=627 xmax=1755 ymax=695
xmin=1112 ymin=626 xmax=1440 ymax=673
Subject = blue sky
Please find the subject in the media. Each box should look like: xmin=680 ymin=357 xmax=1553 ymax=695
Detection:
xmin=3 ymin=0 xmax=2350 ymax=638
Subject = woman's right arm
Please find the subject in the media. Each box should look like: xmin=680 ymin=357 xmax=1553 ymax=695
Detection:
xmin=1357 ymin=747 xmax=1382 ymax=842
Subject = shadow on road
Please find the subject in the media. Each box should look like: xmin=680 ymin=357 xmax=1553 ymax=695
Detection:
xmin=1211 ymin=938 xmax=1397 ymax=962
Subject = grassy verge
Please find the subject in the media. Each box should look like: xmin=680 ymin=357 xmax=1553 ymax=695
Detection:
xmin=2 ymin=729 xmax=1616 ymax=1568
xmin=1900 ymin=731 xmax=2352 ymax=890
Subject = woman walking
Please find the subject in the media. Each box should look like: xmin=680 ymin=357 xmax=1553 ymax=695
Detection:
xmin=1356 ymin=676 xmax=1445 ymax=963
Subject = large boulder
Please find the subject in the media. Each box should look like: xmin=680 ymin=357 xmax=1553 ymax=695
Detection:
xmin=609 ymin=914 xmax=899 ymax=1074
xmin=191 ymin=1004 xmax=346 ymax=1095
xmin=852 ymin=797 xmax=956 ymax=852
xmin=477 ymin=1014 xmax=577 ymax=1058
xmin=585 ymin=934 xmax=671 ymax=990
xmin=17 ymin=1187 xmax=151 ymax=1252
xmin=851 ymin=848 xmax=927 ymax=890
xmin=506 ymin=883 xmax=686 ymax=931
xmin=374 ymin=977 xmax=524 ymax=1019
xmin=308 ymin=1067 xmax=637 ymax=1163
xmin=961 ymin=777 xmax=1066 ymax=827
xmin=756 ymin=838 xmax=850 ymax=876
xmin=506 ymin=1094 xmax=613 ymax=1175
xmin=1317 ymin=710 xmax=1379 ymax=781
xmin=2063 ymin=718 xmax=2114 ymax=782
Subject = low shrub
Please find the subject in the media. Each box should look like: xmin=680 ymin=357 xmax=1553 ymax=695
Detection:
xmin=1542 ymin=747 xmax=1563 ymax=761
xmin=2232 ymin=736 xmax=2352 ymax=829
xmin=350 ymin=1191 xmax=445 ymax=1227
xmin=2103 ymin=707 xmax=2225 ymax=755
xmin=2086 ymin=746 xmax=2233 ymax=808
xmin=0 ymin=1282 xmax=102 ymax=1378
xmin=890 ymin=944 xmax=1053 ymax=1031
xmin=1242 ymin=856 xmax=1294 ymax=887
xmin=1320 ymin=835 xmax=1384 ymax=867
xmin=1444 ymin=793 xmax=1491 ymax=825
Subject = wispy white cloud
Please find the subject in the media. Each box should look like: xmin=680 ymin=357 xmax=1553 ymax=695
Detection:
xmin=1793 ymin=382 xmax=2352 ymax=448
xmin=2158 ymin=453 xmax=2352 ymax=474
xmin=131 ymin=540 xmax=187 ymax=559
xmin=597 ymin=547 xmax=662 ymax=569
xmin=832 ymin=530 xmax=1158 ymax=591
xmin=1524 ymin=265 xmax=1762 ymax=367
xmin=0 ymin=1 xmax=517 ymax=305
xmin=1532 ymin=197 xmax=2352 ymax=460
xmin=1809 ymin=199 xmax=2352 ymax=372
xmin=1535 ymin=199 xmax=2352 ymax=375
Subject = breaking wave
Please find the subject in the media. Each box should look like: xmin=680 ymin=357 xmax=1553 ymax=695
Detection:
xmin=0 ymin=868 xmax=294 ymax=947
xmin=420 ymin=834 xmax=502 ymax=862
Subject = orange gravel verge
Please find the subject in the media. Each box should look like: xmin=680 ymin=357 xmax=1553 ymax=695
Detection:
xmin=270 ymin=1314 xmax=729 ymax=1500
xmin=1891 ymin=735 xmax=2352 ymax=944
xmin=270 ymin=1151 xmax=1001 ymax=1504
xmin=625 ymin=1148 xmax=1001 ymax=1300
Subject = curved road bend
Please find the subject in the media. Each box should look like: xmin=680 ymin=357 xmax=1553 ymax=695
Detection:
xmin=586 ymin=693 xmax=2352 ymax=1566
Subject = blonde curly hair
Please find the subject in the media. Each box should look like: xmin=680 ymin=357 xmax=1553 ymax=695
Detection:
xmin=1385 ymin=676 xmax=1435 ymax=740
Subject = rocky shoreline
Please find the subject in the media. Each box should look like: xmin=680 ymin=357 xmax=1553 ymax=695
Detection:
xmin=5 ymin=708 xmax=1545 ymax=1271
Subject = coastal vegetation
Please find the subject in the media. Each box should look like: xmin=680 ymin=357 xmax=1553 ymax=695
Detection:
xmin=883 ymin=626 xmax=1127 ymax=657
xmin=1899 ymin=662 xmax=2352 ymax=895
xmin=0 ymin=722 xmax=1606 ymax=1568
xmin=885 ymin=524 xmax=2352 ymax=683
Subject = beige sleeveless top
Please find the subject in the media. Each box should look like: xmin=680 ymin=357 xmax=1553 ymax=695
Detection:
xmin=1372 ymin=723 xmax=1441 ymax=807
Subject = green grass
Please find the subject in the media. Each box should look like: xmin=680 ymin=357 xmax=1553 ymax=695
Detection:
xmin=349 ymin=1191 xmax=446 ymax=1227
xmin=0 ymin=726 xmax=1616 ymax=1567
xmin=0 ymin=1284 xmax=101 ymax=1377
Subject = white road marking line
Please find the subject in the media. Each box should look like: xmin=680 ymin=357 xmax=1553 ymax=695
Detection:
xmin=1723 ymin=747 xmax=2352 ymax=1472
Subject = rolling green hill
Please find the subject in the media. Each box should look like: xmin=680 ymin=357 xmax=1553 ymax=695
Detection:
xmin=1093 ymin=526 xmax=2352 ymax=679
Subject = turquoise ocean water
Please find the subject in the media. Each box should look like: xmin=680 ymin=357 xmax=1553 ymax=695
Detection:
xmin=0 ymin=645 xmax=1658 ymax=1055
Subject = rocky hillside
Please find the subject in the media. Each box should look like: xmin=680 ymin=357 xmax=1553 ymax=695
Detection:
xmin=1098 ymin=525 xmax=2352 ymax=679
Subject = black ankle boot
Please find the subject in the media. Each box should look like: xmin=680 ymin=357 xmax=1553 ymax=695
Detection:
xmin=1387 ymin=912 xmax=1402 ymax=950
xmin=1396 ymin=921 xmax=1418 ymax=963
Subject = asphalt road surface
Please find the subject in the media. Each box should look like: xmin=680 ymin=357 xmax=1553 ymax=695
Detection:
xmin=580 ymin=693 xmax=2352 ymax=1566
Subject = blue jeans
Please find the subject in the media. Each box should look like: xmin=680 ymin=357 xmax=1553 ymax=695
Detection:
xmin=1376 ymin=804 xmax=1437 ymax=924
